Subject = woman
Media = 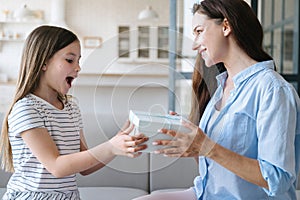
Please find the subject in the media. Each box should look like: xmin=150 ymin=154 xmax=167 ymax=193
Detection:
xmin=134 ymin=0 xmax=300 ymax=199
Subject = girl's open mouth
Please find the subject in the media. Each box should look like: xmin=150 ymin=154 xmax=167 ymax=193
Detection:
xmin=66 ymin=76 xmax=74 ymax=87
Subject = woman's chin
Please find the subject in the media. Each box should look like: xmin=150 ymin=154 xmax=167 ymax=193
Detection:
xmin=204 ymin=61 xmax=215 ymax=68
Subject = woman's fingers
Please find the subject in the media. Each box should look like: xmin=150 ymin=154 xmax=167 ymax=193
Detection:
xmin=181 ymin=119 xmax=196 ymax=130
xmin=168 ymin=110 xmax=179 ymax=116
xmin=159 ymin=128 xmax=177 ymax=137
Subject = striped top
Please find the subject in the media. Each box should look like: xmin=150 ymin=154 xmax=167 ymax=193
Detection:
xmin=6 ymin=93 xmax=83 ymax=197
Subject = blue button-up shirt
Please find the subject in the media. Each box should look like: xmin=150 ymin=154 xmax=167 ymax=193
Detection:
xmin=193 ymin=60 xmax=300 ymax=199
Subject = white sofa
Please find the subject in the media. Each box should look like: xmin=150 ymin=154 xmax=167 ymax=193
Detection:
xmin=0 ymin=156 xmax=198 ymax=199
xmin=0 ymin=112 xmax=198 ymax=200
xmin=1 ymin=113 xmax=300 ymax=200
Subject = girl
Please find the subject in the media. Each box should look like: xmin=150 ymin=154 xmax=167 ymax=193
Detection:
xmin=134 ymin=0 xmax=300 ymax=199
xmin=0 ymin=25 xmax=148 ymax=199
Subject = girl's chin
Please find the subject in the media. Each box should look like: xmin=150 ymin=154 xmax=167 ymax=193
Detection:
xmin=60 ymin=88 xmax=69 ymax=96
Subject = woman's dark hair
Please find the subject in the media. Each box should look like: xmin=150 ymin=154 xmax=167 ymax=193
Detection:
xmin=189 ymin=0 xmax=273 ymax=125
xmin=192 ymin=0 xmax=273 ymax=64
xmin=189 ymin=57 xmax=225 ymax=125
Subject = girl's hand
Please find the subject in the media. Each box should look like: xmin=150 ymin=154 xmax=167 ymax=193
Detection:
xmin=153 ymin=119 xmax=215 ymax=157
xmin=109 ymin=120 xmax=148 ymax=158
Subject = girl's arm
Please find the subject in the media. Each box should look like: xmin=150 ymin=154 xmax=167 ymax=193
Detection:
xmin=78 ymin=130 xmax=106 ymax=176
xmin=21 ymin=121 xmax=147 ymax=178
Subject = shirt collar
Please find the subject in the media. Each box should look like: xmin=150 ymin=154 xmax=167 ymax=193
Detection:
xmin=216 ymin=60 xmax=275 ymax=88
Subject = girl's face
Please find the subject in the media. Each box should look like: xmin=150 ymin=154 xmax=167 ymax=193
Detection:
xmin=192 ymin=12 xmax=228 ymax=67
xmin=42 ymin=40 xmax=81 ymax=95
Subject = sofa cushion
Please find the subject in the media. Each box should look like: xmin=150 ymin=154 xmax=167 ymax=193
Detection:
xmin=78 ymin=187 xmax=148 ymax=200
xmin=0 ymin=187 xmax=148 ymax=200
xmin=0 ymin=188 xmax=6 ymax=199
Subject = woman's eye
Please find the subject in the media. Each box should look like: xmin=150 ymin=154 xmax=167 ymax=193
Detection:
xmin=196 ymin=29 xmax=202 ymax=34
xmin=193 ymin=29 xmax=202 ymax=36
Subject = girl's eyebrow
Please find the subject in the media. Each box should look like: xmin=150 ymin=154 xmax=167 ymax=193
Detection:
xmin=66 ymin=52 xmax=81 ymax=58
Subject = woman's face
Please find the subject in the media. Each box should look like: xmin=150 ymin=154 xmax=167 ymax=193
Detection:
xmin=192 ymin=12 xmax=228 ymax=67
xmin=42 ymin=40 xmax=81 ymax=95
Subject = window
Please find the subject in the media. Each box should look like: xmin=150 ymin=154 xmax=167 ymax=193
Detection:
xmin=259 ymin=0 xmax=299 ymax=93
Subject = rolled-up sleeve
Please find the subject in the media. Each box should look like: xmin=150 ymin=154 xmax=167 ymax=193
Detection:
xmin=259 ymin=159 xmax=294 ymax=196
xmin=257 ymin=83 xmax=298 ymax=196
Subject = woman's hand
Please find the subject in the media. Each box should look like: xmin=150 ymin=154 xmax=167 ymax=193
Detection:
xmin=169 ymin=110 xmax=179 ymax=116
xmin=153 ymin=119 xmax=215 ymax=157
xmin=109 ymin=120 xmax=148 ymax=158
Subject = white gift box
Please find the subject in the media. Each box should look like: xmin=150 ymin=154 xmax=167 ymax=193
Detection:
xmin=129 ymin=110 xmax=190 ymax=153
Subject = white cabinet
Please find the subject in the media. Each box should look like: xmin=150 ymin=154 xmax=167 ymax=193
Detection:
xmin=0 ymin=20 xmax=43 ymax=45
xmin=0 ymin=83 xmax=15 ymax=113
xmin=118 ymin=25 xmax=183 ymax=63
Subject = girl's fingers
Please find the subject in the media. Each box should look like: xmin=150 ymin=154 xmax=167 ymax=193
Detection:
xmin=134 ymin=133 xmax=146 ymax=139
xmin=134 ymin=144 xmax=147 ymax=152
xmin=120 ymin=120 xmax=130 ymax=131
xmin=119 ymin=120 xmax=134 ymax=135
xmin=123 ymin=123 xmax=134 ymax=134
xmin=125 ymin=137 xmax=148 ymax=147
xmin=126 ymin=152 xmax=142 ymax=158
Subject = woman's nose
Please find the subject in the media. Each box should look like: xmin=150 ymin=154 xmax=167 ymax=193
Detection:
xmin=192 ymin=37 xmax=201 ymax=51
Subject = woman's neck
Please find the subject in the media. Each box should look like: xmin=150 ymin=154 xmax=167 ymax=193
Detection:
xmin=223 ymin=39 xmax=258 ymax=79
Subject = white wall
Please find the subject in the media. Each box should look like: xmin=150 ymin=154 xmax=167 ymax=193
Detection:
xmin=0 ymin=0 xmax=184 ymax=80
xmin=0 ymin=0 xmax=183 ymax=124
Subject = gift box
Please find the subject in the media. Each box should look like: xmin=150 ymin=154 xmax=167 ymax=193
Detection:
xmin=129 ymin=110 xmax=190 ymax=153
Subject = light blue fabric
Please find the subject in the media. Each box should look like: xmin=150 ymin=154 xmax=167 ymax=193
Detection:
xmin=193 ymin=60 xmax=300 ymax=200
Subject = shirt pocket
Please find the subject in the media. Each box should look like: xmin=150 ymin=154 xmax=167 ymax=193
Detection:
xmin=219 ymin=113 xmax=250 ymax=153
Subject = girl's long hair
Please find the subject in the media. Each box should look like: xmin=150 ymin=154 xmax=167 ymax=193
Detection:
xmin=0 ymin=25 xmax=78 ymax=172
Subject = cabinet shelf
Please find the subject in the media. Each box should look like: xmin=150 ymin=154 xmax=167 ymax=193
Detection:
xmin=0 ymin=38 xmax=24 ymax=42
xmin=118 ymin=25 xmax=183 ymax=62
xmin=0 ymin=19 xmax=44 ymax=24
xmin=0 ymin=19 xmax=44 ymax=50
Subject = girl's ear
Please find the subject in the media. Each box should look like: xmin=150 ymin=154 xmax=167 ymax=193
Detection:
xmin=222 ymin=18 xmax=231 ymax=37
xmin=42 ymin=64 xmax=47 ymax=71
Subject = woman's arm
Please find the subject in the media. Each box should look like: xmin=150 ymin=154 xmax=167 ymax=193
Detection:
xmin=154 ymin=120 xmax=268 ymax=189
xmin=206 ymin=142 xmax=268 ymax=189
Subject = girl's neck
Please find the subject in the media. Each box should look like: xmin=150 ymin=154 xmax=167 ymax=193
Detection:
xmin=33 ymin=87 xmax=64 ymax=110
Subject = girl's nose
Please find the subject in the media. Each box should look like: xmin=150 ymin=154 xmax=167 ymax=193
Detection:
xmin=75 ymin=64 xmax=81 ymax=73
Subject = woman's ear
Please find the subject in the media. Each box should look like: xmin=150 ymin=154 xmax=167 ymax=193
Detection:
xmin=222 ymin=18 xmax=231 ymax=37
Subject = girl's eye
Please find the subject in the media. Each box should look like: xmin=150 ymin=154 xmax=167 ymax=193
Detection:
xmin=66 ymin=59 xmax=73 ymax=63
